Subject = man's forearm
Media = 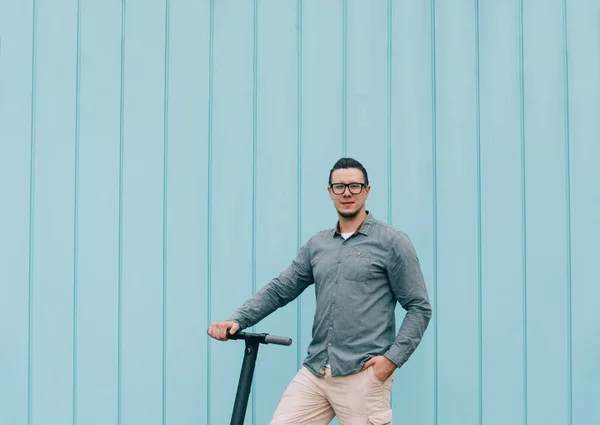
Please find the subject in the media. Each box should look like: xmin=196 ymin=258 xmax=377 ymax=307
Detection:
xmin=227 ymin=262 xmax=312 ymax=330
xmin=384 ymin=302 xmax=432 ymax=368
xmin=227 ymin=283 xmax=282 ymax=329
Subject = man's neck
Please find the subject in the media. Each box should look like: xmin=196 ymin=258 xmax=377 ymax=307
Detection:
xmin=338 ymin=210 xmax=367 ymax=234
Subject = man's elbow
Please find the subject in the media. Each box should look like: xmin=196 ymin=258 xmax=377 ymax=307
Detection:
xmin=408 ymin=298 xmax=432 ymax=324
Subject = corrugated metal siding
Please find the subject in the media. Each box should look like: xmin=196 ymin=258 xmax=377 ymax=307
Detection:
xmin=0 ymin=1 xmax=598 ymax=425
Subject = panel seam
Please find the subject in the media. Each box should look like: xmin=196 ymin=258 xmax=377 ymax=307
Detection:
xmin=117 ymin=2 xmax=126 ymax=424
xmin=251 ymin=1 xmax=258 ymax=423
xmin=430 ymin=2 xmax=438 ymax=424
xmin=206 ymin=0 xmax=215 ymax=423
xmin=28 ymin=1 xmax=38 ymax=423
xmin=561 ymin=1 xmax=573 ymax=424
xmin=387 ymin=0 xmax=392 ymax=224
xmin=296 ymin=0 xmax=303 ymax=371
xmin=475 ymin=1 xmax=483 ymax=425
xmin=72 ymin=0 xmax=82 ymax=423
xmin=518 ymin=1 xmax=528 ymax=424
xmin=161 ymin=1 xmax=171 ymax=424
xmin=342 ymin=0 xmax=347 ymax=156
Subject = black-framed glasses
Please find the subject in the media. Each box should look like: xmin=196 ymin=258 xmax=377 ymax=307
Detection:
xmin=330 ymin=182 xmax=367 ymax=195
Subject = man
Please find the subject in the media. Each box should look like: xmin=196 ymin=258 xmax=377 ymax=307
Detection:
xmin=207 ymin=158 xmax=432 ymax=424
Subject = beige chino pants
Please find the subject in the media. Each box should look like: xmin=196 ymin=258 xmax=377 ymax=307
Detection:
xmin=269 ymin=366 xmax=394 ymax=425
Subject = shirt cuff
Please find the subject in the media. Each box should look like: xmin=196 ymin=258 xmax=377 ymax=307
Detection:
xmin=227 ymin=315 xmax=249 ymax=330
xmin=383 ymin=345 xmax=409 ymax=369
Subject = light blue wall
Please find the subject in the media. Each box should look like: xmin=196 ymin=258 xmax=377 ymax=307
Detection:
xmin=1 ymin=1 xmax=599 ymax=425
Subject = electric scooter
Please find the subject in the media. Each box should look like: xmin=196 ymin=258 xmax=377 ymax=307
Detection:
xmin=226 ymin=329 xmax=293 ymax=425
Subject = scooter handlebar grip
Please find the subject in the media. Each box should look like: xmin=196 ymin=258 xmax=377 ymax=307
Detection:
xmin=226 ymin=329 xmax=243 ymax=340
xmin=264 ymin=335 xmax=292 ymax=346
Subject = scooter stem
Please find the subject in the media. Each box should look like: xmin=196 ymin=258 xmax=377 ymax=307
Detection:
xmin=230 ymin=338 xmax=259 ymax=425
xmin=226 ymin=330 xmax=292 ymax=425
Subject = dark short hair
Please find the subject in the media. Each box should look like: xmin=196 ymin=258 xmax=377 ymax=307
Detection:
xmin=328 ymin=158 xmax=369 ymax=186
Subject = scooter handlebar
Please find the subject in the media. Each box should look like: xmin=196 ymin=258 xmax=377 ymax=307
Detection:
xmin=264 ymin=334 xmax=293 ymax=346
xmin=226 ymin=330 xmax=292 ymax=346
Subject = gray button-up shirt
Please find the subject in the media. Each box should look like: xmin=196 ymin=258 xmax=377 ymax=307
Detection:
xmin=228 ymin=212 xmax=432 ymax=377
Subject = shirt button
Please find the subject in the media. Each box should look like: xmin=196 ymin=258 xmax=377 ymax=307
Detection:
xmin=328 ymin=343 xmax=332 ymax=347
xmin=332 ymin=300 xmax=335 ymax=304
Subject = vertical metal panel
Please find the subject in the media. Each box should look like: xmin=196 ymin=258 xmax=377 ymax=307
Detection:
xmin=299 ymin=0 xmax=344 ymax=366
xmin=523 ymin=1 xmax=570 ymax=424
xmin=75 ymin=1 xmax=122 ymax=424
xmin=252 ymin=1 xmax=301 ymax=423
xmin=0 ymin=1 xmax=35 ymax=424
xmin=119 ymin=0 xmax=167 ymax=423
xmin=434 ymin=1 xmax=480 ymax=425
xmin=163 ymin=0 xmax=210 ymax=424
xmin=568 ymin=1 xmax=600 ymax=424
xmin=346 ymin=0 xmax=388 ymax=219
xmin=30 ymin=0 xmax=78 ymax=423
xmin=208 ymin=1 xmax=255 ymax=423
xmin=390 ymin=1 xmax=436 ymax=424
xmin=479 ymin=1 xmax=525 ymax=425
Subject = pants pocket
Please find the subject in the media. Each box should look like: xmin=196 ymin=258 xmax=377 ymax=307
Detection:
xmin=367 ymin=365 xmax=385 ymax=385
xmin=368 ymin=409 xmax=392 ymax=424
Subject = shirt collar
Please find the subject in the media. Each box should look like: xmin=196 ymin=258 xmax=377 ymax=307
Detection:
xmin=332 ymin=211 xmax=373 ymax=237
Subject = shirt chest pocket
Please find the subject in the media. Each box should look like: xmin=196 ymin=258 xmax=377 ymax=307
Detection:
xmin=341 ymin=252 xmax=375 ymax=282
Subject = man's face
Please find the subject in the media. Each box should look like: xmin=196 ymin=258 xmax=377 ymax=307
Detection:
xmin=328 ymin=168 xmax=370 ymax=219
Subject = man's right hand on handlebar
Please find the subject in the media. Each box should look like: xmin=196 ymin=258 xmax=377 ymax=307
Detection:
xmin=207 ymin=321 xmax=240 ymax=341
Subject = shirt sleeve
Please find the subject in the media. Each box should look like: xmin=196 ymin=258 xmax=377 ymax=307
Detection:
xmin=227 ymin=238 xmax=314 ymax=330
xmin=383 ymin=232 xmax=432 ymax=368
